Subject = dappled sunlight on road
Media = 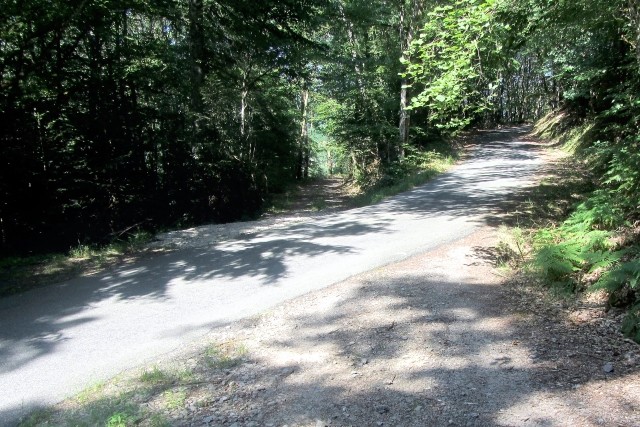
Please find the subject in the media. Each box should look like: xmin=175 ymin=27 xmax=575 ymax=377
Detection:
xmin=0 ymin=127 xmax=554 ymax=424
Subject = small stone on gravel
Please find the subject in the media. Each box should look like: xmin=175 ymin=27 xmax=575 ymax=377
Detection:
xmin=375 ymin=405 xmax=390 ymax=414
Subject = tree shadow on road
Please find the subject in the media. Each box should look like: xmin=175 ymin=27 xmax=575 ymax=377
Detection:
xmin=0 ymin=216 xmax=392 ymax=422
xmin=17 ymin=267 xmax=639 ymax=426
xmin=1 ymin=126 xmax=578 ymax=425
xmin=379 ymin=127 xmax=546 ymax=222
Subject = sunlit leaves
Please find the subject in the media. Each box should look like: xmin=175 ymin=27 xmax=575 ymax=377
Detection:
xmin=402 ymin=0 xmax=508 ymax=132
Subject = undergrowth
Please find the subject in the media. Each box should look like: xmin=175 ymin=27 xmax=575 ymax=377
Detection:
xmin=352 ymin=140 xmax=458 ymax=207
xmin=530 ymin=111 xmax=640 ymax=342
xmin=19 ymin=340 xmax=247 ymax=426
xmin=0 ymin=231 xmax=153 ymax=297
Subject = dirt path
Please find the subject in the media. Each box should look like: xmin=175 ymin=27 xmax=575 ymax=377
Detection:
xmin=285 ymin=177 xmax=353 ymax=214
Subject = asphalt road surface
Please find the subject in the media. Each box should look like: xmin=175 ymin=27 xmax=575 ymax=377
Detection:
xmin=0 ymin=127 xmax=544 ymax=425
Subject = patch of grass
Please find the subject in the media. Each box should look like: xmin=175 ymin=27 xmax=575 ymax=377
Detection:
xmin=534 ymin=111 xmax=597 ymax=154
xmin=310 ymin=196 xmax=329 ymax=211
xmin=105 ymin=410 xmax=136 ymax=427
xmin=18 ymin=408 xmax=53 ymax=427
xmin=139 ymin=367 xmax=172 ymax=385
xmin=494 ymin=226 xmax=528 ymax=269
xmin=75 ymin=381 xmax=108 ymax=405
xmin=1 ymin=231 xmax=153 ymax=298
xmin=162 ymin=388 xmax=187 ymax=410
xmin=62 ymin=393 xmax=141 ymax=427
xmin=19 ymin=369 xmax=185 ymax=426
xmin=147 ymin=413 xmax=172 ymax=427
xmin=264 ymin=185 xmax=299 ymax=214
xmin=18 ymin=359 xmax=205 ymax=426
xmin=204 ymin=341 xmax=248 ymax=369
xmin=351 ymin=146 xmax=457 ymax=207
xmin=69 ymin=244 xmax=94 ymax=260
xmin=175 ymin=368 xmax=196 ymax=383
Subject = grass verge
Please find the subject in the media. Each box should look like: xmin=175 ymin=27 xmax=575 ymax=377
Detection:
xmin=0 ymin=231 xmax=154 ymax=297
xmin=18 ymin=340 xmax=248 ymax=427
xmin=350 ymin=141 xmax=459 ymax=207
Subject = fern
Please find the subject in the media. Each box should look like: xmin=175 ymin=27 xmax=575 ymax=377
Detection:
xmin=621 ymin=303 xmax=640 ymax=343
xmin=584 ymin=249 xmax=626 ymax=273
xmin=533 ymin=238 xmax=585 ymax=288
xmin=565 ymin=192 xmax=627 ymax=229
xmin=592 ymin=258 xmax=640 ymax=293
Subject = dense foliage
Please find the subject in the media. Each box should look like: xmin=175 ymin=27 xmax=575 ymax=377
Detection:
xmin=530 ymin=0 xmax=640 ymax=341
xmin=0 ymin=0 xmax=325 ymax=253
xmin=401 ymin=0 xmax=640 ymax=340
xmin=508 ymin=0 xmax=640 ymax=340
xmin=0 ymin=0 xmax=440 ymax=255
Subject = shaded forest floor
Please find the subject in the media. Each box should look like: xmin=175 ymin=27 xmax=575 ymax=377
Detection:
xmin=267 ymin=177 xmax=355 ymax=216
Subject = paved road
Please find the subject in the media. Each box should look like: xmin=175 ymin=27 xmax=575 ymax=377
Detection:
xmin=0 ymin=128 xmax=543 ymax=425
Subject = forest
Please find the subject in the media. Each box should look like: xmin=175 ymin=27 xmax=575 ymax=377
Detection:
xmin=2 ymin=1 xmax=640 ymax=334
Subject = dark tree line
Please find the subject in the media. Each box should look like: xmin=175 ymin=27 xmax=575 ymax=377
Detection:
xmin=0 ymin=0 xmax=322 ymax=254
xmin=1 ymin=0 xmax=435 ymax=256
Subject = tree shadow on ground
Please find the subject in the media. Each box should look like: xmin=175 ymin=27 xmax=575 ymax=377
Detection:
xmin=2 ymin=126 xmax=564 ymax=424
xmin=22 ymin=270 xmax=639 ymax=426
xmin=189 ymin=272 xmax=639 ymax=426
xmin=379 ymin=137 xmax=545 ymax=220
xmin=484 ymin=150 xmax=594 ymax=229
xmin=0 ymin=217 xmax=392 ymax=425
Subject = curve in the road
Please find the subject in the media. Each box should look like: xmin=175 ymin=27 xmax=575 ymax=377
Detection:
xmin=0 ymin=127 xmax=544 ymax=425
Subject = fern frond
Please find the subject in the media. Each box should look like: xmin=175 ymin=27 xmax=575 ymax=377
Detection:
xmin=591 ymin=259 xmax=640 ymax=292
xmin=584 ymin=249 xmax=626 ymax=273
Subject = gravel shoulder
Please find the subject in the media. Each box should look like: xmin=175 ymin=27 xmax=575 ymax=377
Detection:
xmin=147 ymin=212 xmax=330 ymax=252
xmin=48 ymin=225 xmax=640 ymax=427
xmin=184 ymin=228 xmax=639 ymax=427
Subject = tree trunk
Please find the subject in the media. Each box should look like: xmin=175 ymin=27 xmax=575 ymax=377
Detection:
xmin=189 ymin=0 xmax=204 ymax=112
xmin=398 ymin=0 xmax=423 ymax=160
xmin=297 ymin=83 xmax=310 ymax=180
xmin=240 ymin=73 xmax=248 ymax=140
xmin=628 ymin=0 xmax=640 ymax=64
xmin=339 ymin=3 xmax=367 ymax=102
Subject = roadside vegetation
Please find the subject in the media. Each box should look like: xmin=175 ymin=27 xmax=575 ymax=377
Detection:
xmin=494 ymin=109 xmax=640 ymax=345
xmin=403 ymin=0 xmax=640 ymax=343
xmin=19 ymin=340 xmax=249 ymax=427
xmin=530 ymin=114 xmax=640 ymax=342
xmin=0 ymin=231 xmax=154 ymax=297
